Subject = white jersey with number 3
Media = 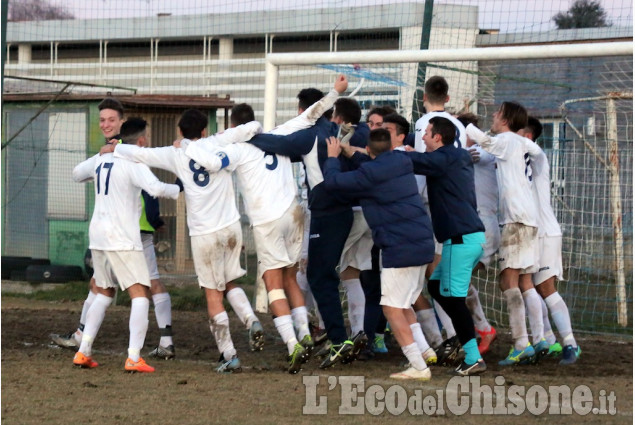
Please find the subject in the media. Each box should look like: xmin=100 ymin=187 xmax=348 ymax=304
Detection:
xmin=72 ymin=153 xmax=179 ymax=251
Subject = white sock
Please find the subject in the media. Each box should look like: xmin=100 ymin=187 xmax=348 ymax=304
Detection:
xmin=416 ymin=308 xmax=443 ymax=348
xmin=466 ymin=285 xmax=491 ymax=332
xmin=210 ymin=311 xmax=236 ymax=361
xmin=541 ymin=297 xmax=557 ymax=345
xmin=342 ymin=279 xmax=365 ymax=335
xmin=401 ymin=342 xmax=427 ymax=371
xmin=433 ymin=301 xmax=456 ymax=339
xmin=522 ymin=288 xmax=544 ymax=344
xmin=504 ymin=288 xmax=529 ymax=350
xmin=152 ymin=292 xmax=173 ymax=347
xmin=79 ymin=291 xmax=97 ymax=333
xmin=226 ymin=287 xmax=257 ymax=329
xmin=291 ymin=306 xmax=310 ymax=340
xmin=545 ymin=292 xmax=577 ymax=347
xmin=410 ymin=322 xmax=431 ymax=352
xmin=273 ymin=315 xmax=298 ymax=354
xmin=128 ymin=297 xmax=150 ymax=362
xmin=79 ymin=293 xmax=113 ymax=357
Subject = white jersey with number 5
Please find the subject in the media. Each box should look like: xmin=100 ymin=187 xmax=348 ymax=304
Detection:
xmin=72 ymin=153 xmax=179 ymax=251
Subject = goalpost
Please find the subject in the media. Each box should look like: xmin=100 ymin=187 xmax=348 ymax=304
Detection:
xmin=262 ymin=40 xmax=634 ymax=332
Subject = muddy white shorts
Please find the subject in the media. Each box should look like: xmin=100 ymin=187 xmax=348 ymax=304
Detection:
xmin=496 ymin=223 xmax=539 ymax=274
xmin=141 ymin=233 xmax=160 ymax=280
xmin=253 ymin=201 xmax=304 ymax=273
xmin=340 ymin=209 xmax=373 ymax=272
xmin=92 ymin=249 xmax=150 ymax=291
xmin=532 ymin=235 xmax=564 ymax=285
xmin=191 ymin=221 xmax=245 ymax=291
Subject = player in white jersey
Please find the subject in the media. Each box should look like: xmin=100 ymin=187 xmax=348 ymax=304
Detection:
xmin=458 ymin=113 xmax=499 ymax=356
xmin=102 ymin=109 xmax=262 ymax=373
xmin=184 ymin=80 xmax=346 ymax=372
xmin=71 ymin=131 xmax=179 ymax=373
xmin=465 ymin=101 xmax=543 ymax=366
xmin=518 ymin=117 xmax=580 ymax=365
xmin=51 ymin=100 xmax=175 ymax=359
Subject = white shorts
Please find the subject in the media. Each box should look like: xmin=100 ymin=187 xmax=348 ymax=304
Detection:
xmin=340 ymin=210 xmax=373 ymax=271
xmin=532 ymin=235 xmax=564 ymax=285
xmin=191 ymin=221 xmax=245 ymax=291
xmin=141 ymin=233 xmax=160 ymax=280
xmin=497 ymin=223 xmax=539 ymax=274
xmin=479 ymin=214 xmax=501 ymax=267
xmin=92 ymin=250 xmax=150 ymax=291
xmin=380 ymin=265 xmax=427 ymax=309
xmin=253 ymin=201 xmax=304 ymax=273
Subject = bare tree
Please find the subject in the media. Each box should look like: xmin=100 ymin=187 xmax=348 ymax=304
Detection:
xmin=8 ymin=0 xmax=74 ymax=22
xmin=552 ymin=0 xmax=611 ymax=29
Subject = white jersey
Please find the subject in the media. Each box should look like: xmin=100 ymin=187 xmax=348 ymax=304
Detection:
xmin=471 ymin=145 xmax=499 ymax=218
xmin=72 ymin=153 xmax=179 ymax=251
xmin=185 ymin=139 xmax=296 ymax=226
xmin=531 ymin=148 xmax=562 ymax=237
xmin=414 ymin=111 xmax=467 ymax=151
xmin=113 ymin=123 xmax=261 ymax=236
xmin=466 ymin=125 xmax=542 ymax=227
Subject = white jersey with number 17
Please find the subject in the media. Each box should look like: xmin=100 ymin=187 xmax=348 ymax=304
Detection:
xmin=72 ymin=153 xmax=180 ymax=251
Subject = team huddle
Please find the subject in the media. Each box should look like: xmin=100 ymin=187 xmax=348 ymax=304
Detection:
xmin=50 ymin=74 xmax=580 ymax=380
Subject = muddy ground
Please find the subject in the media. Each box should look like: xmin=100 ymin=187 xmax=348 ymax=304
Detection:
xmin=1 ymin=296 xmax=632 ymax=424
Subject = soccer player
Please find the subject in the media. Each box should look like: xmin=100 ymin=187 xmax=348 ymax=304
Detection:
xmin=103 ymin=109 xmax=262 ymax=373
xmin=183 ymin=79 xmax=347 ymax=373
xmin=519 ymin=117 xmax=580 ymax=365
xmin=465 ymin=102 xmax=544 ymax=366
xmin=365 ymin=105 xmax=395 ymax=130
xmin=71 ymin=121 xmax=180 ymax=373
xmin=459 ymin=112 xmax=499 ymax=355
xmin=401 ymin=117 xmax=487 ymax=376
xmin=51 ymin=101 xmax=176 ymax=359
xmin=245 ymin=78 xmax=368 ymax=369
xmin=324 ymin=129 xmax=435 ymax=380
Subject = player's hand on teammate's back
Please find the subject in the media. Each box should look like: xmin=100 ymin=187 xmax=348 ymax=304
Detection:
xmin=326 ymin=136 xmax=342 ymax=158
xmin=99 ymin=143 xmax=116 ymax=155
xmin=468 ymin=147 xmax=480 ymax=163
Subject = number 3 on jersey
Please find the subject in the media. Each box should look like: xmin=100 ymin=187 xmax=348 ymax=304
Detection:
xmin=189 ymin=159 xmax=210 ymax=187
xmin=96 ymin=162 xmax=114 ymax=195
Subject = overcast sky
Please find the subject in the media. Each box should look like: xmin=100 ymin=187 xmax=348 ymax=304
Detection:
xmin=48 ymin=0 xmax=633 ymax=33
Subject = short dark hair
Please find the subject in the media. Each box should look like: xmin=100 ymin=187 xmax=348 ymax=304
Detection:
xmin=120 ymin=117 xmax=147 ymax=144
xmin=525 ymin=116 xmax=543 ymax=141
xmin=457 ymin=112 xmax=479 ymax=129
xmin=498 ymin=101 xmax=528 ymax=132
xmin=98 ymin=97 xmax=124 ymax=119
xmin=368 ymin=128 xmax=392 ymax=156
xmin=424 ymin=76 xmax=449 ymax=104
xmin=382 ymin=113 xmax=410 ymax=136
xmin=230 ymin=103 xmax=255 ymax=127
xmin=429 ymin=117 xmax=456 ymax=146
xmin=297 ymin=88 xmax=324 ymax=112
xmin=366 ymin=105 xmax=396 ymax=120
xmin=333 ymin=98 xmax=361 ymax=124
xmin=178 ymin=109 xmax=208 ymax=140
